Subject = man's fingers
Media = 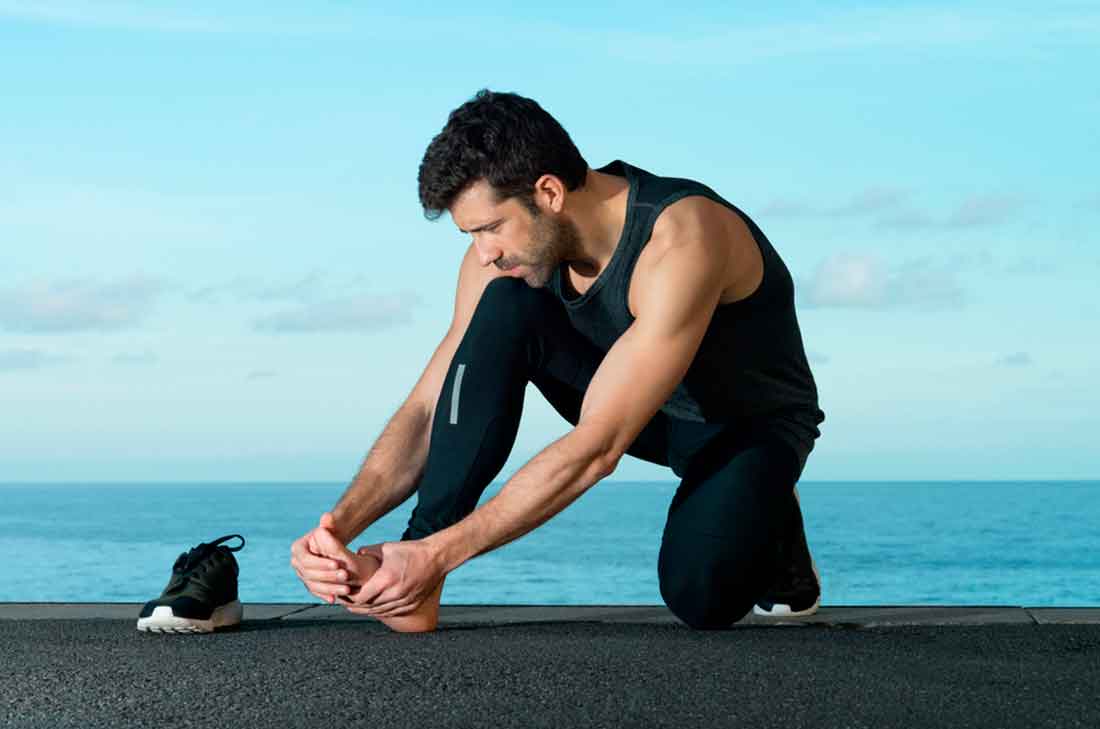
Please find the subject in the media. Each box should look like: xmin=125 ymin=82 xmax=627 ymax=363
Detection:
xmin=355 ymin=572 xmax=394 ymax=607
xmin=297 ymin=566 xmax=350 ymax=584
xmin=307 ymin=580 xmax=353 ymax=596
xmin=290 ymin=538 xmax=341 ymax=570
xmin=312 ymin=525 xmax=351 ymax=559
xmin=292 ymin=551 xmax=340 ymax=571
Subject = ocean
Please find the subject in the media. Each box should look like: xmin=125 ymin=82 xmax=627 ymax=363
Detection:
xmin=2 ymin=481 xmax=1097 ymax=606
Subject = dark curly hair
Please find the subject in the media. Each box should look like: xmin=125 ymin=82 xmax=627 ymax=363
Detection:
xmin=418 ymin=89 xmax=589 ymax=220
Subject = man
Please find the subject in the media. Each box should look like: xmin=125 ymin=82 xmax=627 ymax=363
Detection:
xmin=290 ymin=89 xmax=825 ymax=632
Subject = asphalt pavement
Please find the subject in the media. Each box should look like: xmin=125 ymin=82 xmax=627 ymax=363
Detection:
xmin=2 ymin=604 xmax=1098 ymax=729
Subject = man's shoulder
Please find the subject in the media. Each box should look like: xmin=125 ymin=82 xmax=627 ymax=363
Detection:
xmin=648 ymin=195 xmax=742 ymax=256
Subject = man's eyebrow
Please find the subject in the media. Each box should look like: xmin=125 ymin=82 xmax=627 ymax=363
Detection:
xmin=457 ymin=218 xmax=504 ymax=234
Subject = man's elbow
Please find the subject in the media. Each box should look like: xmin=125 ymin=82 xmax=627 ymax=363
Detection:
xmin=571 ymin=420 xmax=625 ymax=480
xmin=597 ymin=451 xmax=623 ymax=479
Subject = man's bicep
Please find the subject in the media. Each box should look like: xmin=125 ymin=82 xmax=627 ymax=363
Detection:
xmin=575 ymin=238 xmax=726 ymax=464
xmin=575 ymin=314 xmax=710 ymax=466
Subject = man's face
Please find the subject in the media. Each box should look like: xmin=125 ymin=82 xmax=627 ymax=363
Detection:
xmin=450 ymin=179 xmax=580 ymax=288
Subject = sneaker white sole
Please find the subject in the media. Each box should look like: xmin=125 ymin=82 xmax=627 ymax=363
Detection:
xmin=136 ymin=600 xmax=243 ymax=633
xmin=753 ymin=561 xmax=821 ymax=617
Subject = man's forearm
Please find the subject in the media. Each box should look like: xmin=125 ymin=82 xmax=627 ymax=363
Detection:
xmin=329 ymin=402 xmax=432 ymax=543
xmin=423 ymin=426 xmax=615 ymax=574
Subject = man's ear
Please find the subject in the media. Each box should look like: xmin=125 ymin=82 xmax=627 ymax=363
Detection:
xmin=533 ymin=174 xmax=567 ymax=213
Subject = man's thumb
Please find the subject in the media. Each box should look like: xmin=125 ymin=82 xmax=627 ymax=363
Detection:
xmin=319 ymin=511 xmax=337 ymax=530
xmin=313 ymin=523 xmax=350 ymax=557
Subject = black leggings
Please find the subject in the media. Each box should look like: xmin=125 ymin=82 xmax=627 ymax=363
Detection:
xmin=401 ymin=277 xmax=804 ymax=629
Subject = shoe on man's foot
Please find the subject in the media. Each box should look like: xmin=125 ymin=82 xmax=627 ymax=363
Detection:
xmin=137 ymin=534 xmax=245 ymax=633
xmin=754 ymin=490 xmax=821 ymax=617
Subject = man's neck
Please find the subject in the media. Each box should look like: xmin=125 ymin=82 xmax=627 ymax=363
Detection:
xmin=561 ymin=168 xmax=631 ymax=279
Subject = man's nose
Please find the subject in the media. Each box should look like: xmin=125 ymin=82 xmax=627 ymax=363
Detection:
xmin=474 ymin=239 xmax=502 ymax=268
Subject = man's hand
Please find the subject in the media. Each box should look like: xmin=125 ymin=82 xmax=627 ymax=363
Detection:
xmin=290 ymin=512 xmax=358 ymax=604
xmin=336 ymin=539 xmax=446 ymax=619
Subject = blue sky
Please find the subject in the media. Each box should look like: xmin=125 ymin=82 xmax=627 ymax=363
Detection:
xmin=1 ymin=1 xmax=1097 ymax=482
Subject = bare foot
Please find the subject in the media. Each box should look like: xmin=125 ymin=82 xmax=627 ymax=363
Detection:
xmin=310 ymin=519 xmax=444 ymax=633
xmin=344 ymin=549 xmax=444 ymax=633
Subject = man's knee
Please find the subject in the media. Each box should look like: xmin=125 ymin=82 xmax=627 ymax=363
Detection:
xmin=474 ymin=276 xmax=550 ymax=327
xmin=657 ymin=537 xmax=762 ymax=630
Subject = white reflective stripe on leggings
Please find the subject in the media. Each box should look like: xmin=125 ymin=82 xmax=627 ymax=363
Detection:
xmin=449 ymin=363 xmax=466 ymax=425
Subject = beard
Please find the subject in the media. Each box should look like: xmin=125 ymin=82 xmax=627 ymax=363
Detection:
xmin=515 ymin=211 xmax=582 ymax=288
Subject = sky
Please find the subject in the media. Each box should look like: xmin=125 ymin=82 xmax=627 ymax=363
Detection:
xmin=1 ymin=1 xmax=1098 ymax=482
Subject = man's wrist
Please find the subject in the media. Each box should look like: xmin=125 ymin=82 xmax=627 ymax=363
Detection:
xmin=422 ymin=525 xmax=470 ymax=574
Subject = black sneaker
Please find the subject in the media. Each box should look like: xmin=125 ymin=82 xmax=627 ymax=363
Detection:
xmin=137 ymin=534 xmax=245 ymax=633
xmin=754 ymin=489 xmax=821 ymax=617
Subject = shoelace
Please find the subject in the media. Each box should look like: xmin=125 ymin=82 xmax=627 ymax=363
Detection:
xmin=172 ymin=534 xmax=246 ymax=577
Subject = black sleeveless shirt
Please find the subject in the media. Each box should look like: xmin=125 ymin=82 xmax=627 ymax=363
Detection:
xmin=547 ymin=160 xmax=825 ymax=459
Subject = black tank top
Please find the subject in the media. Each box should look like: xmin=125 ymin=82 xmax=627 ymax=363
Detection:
xmin=547 ymin=160 xmax=825 ymax=458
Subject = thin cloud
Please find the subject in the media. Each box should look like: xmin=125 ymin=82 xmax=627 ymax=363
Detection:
xmin=825 ymin=187 xmax=910 ymax=217
xmin=875 ymin=194 xmax=1026 ymax=231
xmin=592 ymin=5 xmax=1100 ymax=66
xmin=187 ymin=271 xmax=331 ymax=305
xmin=246 ymin=369 xmax=277 ymax=380
xmin=111 ymin=351 xmax=158 ymax=365
xmin=945 ymin=249 xmax=1057 ymax=276
xmin=0 ymin=347 xmax=73 ymax=371
xmin=943 ymin=194 xmax=1026 ymax=228
xmin=1002 ymin=256 xmax=1057 ymax=275
xmin=874 ymin=210 xmax=938 ymax=231
xmin=759 ymin=187 xmax=908 ymax=219
xmin=995 ymin=352 xmax=1033 ymax=367
xmin=188 ymin=272 xmax=321 ymax=303
xmin=806 ymin=350 xmax=831 ymax=365
xmin=758 ymin=198 xmax=816 ymax=218
xmin=800 ymin=252 xmax=967 ymax=311
xmin=0 ymin=0 xmax=345 ymax=34
xmin=760 ymin=190 xmax=1024 ymax=229
xmin=0 ymin=274 xmax=170 ymax=333
xmin=1075 ymin=193 xmax=1100 ymax=212
xmin=253 ymin=292 xmax=423 ymax=333
xmin=7 ymin=4 xmax=1096 ymax=55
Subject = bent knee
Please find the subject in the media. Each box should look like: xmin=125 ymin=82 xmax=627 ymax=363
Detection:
xmin=479 ymin=276 xmax=548 ymax=319
xmin=657 ymin=540 xmax=762 ymax=630
xmin=659 ymin=575 xmax=754 ymax=630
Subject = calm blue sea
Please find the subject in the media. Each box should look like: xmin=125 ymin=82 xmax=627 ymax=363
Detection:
xmin=2 ymin=481 xmax=1097 ymax=606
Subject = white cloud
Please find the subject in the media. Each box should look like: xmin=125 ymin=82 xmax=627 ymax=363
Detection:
xmin=802 ymin=253 xmax=891 ymax=308
xmin=0 ymin=274 xmax=170 ymax=333
xmin=806 ymin=350 xmax=831 ymax=365
xmin=252 ymin=291 xmax=424 ymax=333
xmin=0 ymin=347 xmax=73 ymax=371
xmin=800 ymin=252 xmax=967 ymax=310
xmin=245 ymin=369 xmax=277 ymax=380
